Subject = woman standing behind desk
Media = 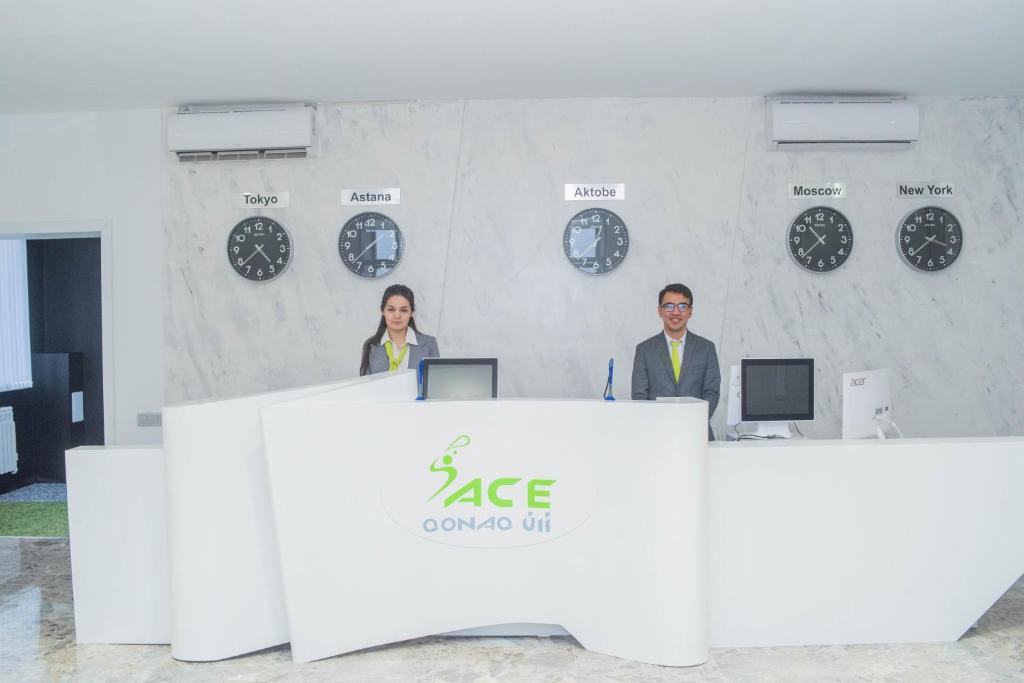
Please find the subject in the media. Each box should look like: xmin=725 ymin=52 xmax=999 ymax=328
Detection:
xmin=359 ymin=284 xmax=440 ymax=376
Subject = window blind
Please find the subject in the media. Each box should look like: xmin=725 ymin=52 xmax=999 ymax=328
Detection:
xmin=0 ymin=239 xmax=33 ymax=392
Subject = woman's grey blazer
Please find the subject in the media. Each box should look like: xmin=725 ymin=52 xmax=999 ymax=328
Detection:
xmin=366 ymin=333 xmax=440 ymax=374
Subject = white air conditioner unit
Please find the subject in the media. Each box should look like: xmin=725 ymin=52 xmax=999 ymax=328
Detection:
xmin=167 ymin=104 xmax=314 ymax=161
xmin=768 ymin=98 xmax=919 ymax=148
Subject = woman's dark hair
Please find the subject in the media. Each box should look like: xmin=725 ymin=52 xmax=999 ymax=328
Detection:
xmin=359 ymin=284 xmax=419 ymax=376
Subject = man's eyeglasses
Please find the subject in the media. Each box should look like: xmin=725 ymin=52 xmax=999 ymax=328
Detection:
xmin=660 ymin=303 xmax=691 ymax=313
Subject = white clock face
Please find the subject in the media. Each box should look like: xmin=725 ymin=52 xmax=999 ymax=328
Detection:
xmin=897 ymin=207 xmax=963 ymax=272
xmin=227 ymin=216 xmax=291 ymax=282
xmin=563 ymin=208 xmax=629 ymax=275
xmin=338 ymin=212 xmax=404 ymax=278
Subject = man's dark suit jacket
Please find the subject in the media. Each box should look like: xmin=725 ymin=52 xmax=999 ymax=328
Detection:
xmin=631 ymin=330 xmax=721 ymax=440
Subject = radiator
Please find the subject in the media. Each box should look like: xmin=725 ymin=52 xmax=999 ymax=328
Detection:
xmin=0 ymin=407 xmax=17 ymax=475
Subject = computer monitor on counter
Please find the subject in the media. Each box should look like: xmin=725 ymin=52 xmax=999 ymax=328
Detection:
xmin=740 ymin=358 xmax=814 ymax=438
xmin=842 ymin=368 xmax=895 ymax=439
xmin=421 ymin=358 xmax=498 ymax=400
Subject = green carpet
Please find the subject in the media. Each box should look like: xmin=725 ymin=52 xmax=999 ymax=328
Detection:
xmin=0 ymin=502 xmax=69 ymax=537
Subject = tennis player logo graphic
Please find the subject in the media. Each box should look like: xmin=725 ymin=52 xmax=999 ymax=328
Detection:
xmin=381 ymin=431 xmax=596 ymax=548
xmin=427 ymin=434 xmax=469 ymax=503
xmin=425 ymin=434 xmax=556 ymax=511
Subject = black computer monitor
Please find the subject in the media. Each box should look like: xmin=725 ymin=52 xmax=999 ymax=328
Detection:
xmin=421 ymin=358 xmax=498 ymax=399
xmin=740 ymin=358 xmax=814 ymax=422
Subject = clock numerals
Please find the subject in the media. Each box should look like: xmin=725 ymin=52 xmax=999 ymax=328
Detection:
xmin=227 ymin=216 xmax=291 ymax=282
xmin=563 ymin=208 xmax=629 ymax=275
xmin=339 ymin=212 xmax=404 ymax=278
xmin=787 ymin=206 xmax=853 ymax=273
xmin=897 ymin=207 xmax=962 ymax=272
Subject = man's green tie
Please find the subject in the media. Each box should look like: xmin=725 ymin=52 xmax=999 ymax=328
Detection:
xmin=384 ymin=340 xmax=409 ymax=371
xmin=671 ymin=340 xmax=681 ymax=383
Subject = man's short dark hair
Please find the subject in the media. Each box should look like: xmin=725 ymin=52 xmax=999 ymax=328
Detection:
xmin=658 ymin=283 xmax=693 ymax=306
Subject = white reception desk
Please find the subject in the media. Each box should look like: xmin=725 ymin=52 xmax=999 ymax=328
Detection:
xmin=65 ymin=371 xmax=1024 ymax=667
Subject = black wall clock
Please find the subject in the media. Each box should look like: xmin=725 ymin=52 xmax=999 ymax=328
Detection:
xmin=338 ymin=212 xmax=404 ymax=278
xmin=787 ymin=206 xmax=853 ymax=272
xmin=227 ymin=216 xmax=291 ymax=282
xmin=563 ymin=208 xmax=629 ymax=274
xmin=897 ymin=207 xmax=963 ymax=272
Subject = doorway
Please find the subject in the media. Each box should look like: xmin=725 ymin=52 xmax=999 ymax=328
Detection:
xmin=0 ymin=236 xmax=104 ymax=496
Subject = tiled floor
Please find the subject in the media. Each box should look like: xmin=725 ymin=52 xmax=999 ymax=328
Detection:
xmin=1 ymin=537 xmax=1022 ymax=682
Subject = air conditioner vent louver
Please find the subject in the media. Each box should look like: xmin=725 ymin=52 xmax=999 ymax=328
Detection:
xmin=176 ymin=151 xmax=216 ymax=162
xmin=213 ymin=150 xmax=261 ymax=162
xmin=175 ymin=149 xmax=308 ymax=162
xmin=262 ymin=148 xmax=307 ymax=160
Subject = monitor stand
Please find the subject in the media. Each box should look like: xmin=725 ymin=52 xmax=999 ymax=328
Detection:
xmin=750 ymin=421 xmax=794 ymax=439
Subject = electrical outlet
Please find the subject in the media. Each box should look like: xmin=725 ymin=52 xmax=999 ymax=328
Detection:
xmin=137 ymin=412 xmax=162 ymax=428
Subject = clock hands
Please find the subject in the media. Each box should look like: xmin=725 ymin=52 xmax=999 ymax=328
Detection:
xmin=241 ymin=249 xmax=261 ymax=266
xmin=586 ymin=225 xmax=604 ymax=252
xmin=253 ymin=243 xmax=273 ymax=263
xmin=354 ymin=234 xmax=384 ymax=262
xmin=807 ymin=225 xmax=826 ymax=245
xmin=240 ymin=244 xmax=274 ymax=266
xmin=580 ymin=235 xmax=602 ymax=259
xmin=800 ymin=224 xmax=827 ymax=259
xmin=801 ymin=239 xmax=822 ymax=259
xmin=912 ymin=234 xmax=945 ymax=255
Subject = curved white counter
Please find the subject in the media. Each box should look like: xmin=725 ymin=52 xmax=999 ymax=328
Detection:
xmin=65 ymin=371 xmax=1024 ymax=666
xmin=707 ymin=437 xmax=1024 ymax=647
xmin=260 ymin=389 xmax=709 ymax=665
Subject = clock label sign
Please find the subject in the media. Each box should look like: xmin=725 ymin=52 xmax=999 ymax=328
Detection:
xmin=898 ymin=183 xmax=955 ymax=197
xmin=233 ymin=192 xmax=289 ymax=208
xmin=788 ymin=183 xmax=847 ymax=199
xmin=565 ymin=184 xmax=626 ymax=201
xmin=342 ymin=188 xmax=401 ymax=205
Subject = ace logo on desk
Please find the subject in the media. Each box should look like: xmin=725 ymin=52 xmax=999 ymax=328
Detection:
xmin=381 ymin=432 xmax=596 ymax=548
xmin=427 ymin=434 xmax=555 ymax=511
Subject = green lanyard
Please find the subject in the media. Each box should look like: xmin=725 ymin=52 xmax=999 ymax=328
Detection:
xmin=384 ymin=339 xmax=409 ymax=371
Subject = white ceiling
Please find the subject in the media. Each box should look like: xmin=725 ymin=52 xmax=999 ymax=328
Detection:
xmin=2 ymin=0 xmax=1023 ymax=113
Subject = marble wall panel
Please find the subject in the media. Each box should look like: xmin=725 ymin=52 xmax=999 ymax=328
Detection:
xmin=437 ymin=98 xmax=751 ymax=398
xmin=163 ymin=97 xmax=1024 ymax=438
xmin=164 ymin=102 xmax=464 ymax=401
xmin=718 ymin=97 xmax=1024 ymax=438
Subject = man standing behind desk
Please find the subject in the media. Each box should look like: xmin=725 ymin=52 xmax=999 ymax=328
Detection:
xmin=631 ymin=283 xmax=722 ymax=440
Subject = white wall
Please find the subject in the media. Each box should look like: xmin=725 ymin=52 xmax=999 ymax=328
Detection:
xmin=0 ymin=110 xmax=164 ymax=445
xmin=163 ymin=97 xmax=1024 ymax=439
xmin=1 ymin=98 xmax=1017 ymax=446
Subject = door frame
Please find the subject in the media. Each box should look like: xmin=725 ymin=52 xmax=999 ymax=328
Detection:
xmin=0 ymin=220 xmax=114 ymax=444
